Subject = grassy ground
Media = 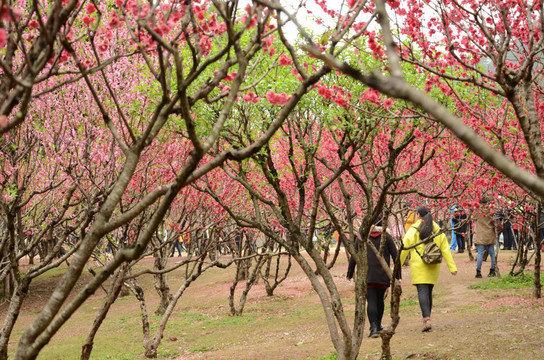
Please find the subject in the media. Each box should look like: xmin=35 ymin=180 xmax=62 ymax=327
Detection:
xmin=2 ymin=250 xmax=543 ymax=360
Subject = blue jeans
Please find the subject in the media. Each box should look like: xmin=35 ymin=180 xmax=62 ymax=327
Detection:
xmin=450 ymin=231 xmax=457 ymax=251
xmin=450 ymin=218 xmax=457 ymax=251
xmin=476 ymin=244 xmax=496 ymax=271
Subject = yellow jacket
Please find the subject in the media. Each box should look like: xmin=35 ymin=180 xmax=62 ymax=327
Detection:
xmin=404 ymin=210 xmax=416 ymax=233
xmin=400 ymin=220 xmax=457 ymax=285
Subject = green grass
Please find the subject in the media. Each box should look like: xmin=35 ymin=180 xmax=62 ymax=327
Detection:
xmin=399 ymin=298 xmax=418 ymax=307
xmin=189 ymin=344 xmax=214 ymax=353
xmin=317 ymin=352 xmax=337 ymax=360
xmin=469 ymin=273 xmax=544 ymax=290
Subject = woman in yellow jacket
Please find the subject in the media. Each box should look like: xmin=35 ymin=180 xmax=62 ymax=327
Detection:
xmin=400 ymin=207 xmax=457 ymax=332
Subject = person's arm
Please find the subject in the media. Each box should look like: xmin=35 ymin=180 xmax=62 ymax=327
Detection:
xmin=399 ymin=227 xmax=416 ymax=266
xmin=386 ymin=235 xmax=401 ymax=280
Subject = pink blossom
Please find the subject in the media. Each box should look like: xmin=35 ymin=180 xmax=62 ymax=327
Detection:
xmin=279 ymin=54 xmax=293 ymax=66
xmin=83 ymin=16 xmax=95 ymax=26
xmin=333 ymin=97 xmax=348 ymax=108
xmin=59 ymin=50 xmax=69 ymax=63
xmin=242 ymin=91 xmax=260 ymax=104
xmin=160 ymin=23 xmax=171 ymax=35
xmin=86 ymin=3 xmax=97 ymax=14
xmin=98 ymin=42 xmax=109 ymax=52
xmin=360 ymin=89 xmax=381 ymax=105
xmin=265 ymin=91 xmax=291 ymax=106
xmin=109 ymin=11 xmax=120 ymax=28
xmin=383 ymin=98 xmax=393 ymax=108
xmin=224 ymin=72 xmax=237 ymax=82
xmin=0 ymin=6 xmax=22 ymax=22
xmin=199 ymin=37 xmax=211 ymax=56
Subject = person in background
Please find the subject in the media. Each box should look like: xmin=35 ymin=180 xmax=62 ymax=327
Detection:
xmin=502 ymin=213 xmax=516 ymax=250
xmin=170 ymin=233 xmax=183 ymax=257
xmin=452 ymin=207 xmax=468 ymax=253
xmin=449 ymin=205 xmax=457 ymax=252
xmin=473 ymin=198 xmax=498 ymax=278
xmin=400 ymin=207 xmax=457 ymax=332
xmin=404 ymin=202 xmax=416 ymax=233
xmin=346 ymin=216 xmax=401 ymax=338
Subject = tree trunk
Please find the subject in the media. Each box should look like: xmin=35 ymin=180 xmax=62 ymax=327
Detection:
xmin=534 ymin=203 xmax=542 ymax=299
xmin=81 ymin=266 xmax=127 ymax=360
xmin=326 ymin=239 xmax=343 ymax=270
xmin=232 ymin=255 xmax=266 ymax=316
xmin=153 ymin=247 xmax=172 ymax=316
xmin=380 ymin=282 xmax=402 ymax=360
xmin=261 ymin=243 xmax=291 ymax=297
xmin=0 ymin=279 xmax=29 ymax=360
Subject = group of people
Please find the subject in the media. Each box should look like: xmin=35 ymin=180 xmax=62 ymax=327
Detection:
xmin=346 ymin=198 xmax=503 ymax=338
xmin=448 ymin=201 xmax=498 ymax=277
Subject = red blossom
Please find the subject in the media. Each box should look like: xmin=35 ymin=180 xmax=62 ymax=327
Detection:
xmin=279 ymin=54 xmax=293 ymax=66
xmin=29 ymin=20 xmax=39 ymax=29
xmin=0 ymin=29 xmax=7 ymax=49
xmin=383 ymin=98 xmax=393 ymax=108
xmin=265 ymin=91 xmax=291 ymax=106
xmin=224 ymin=72 xmax=237 ymax=82
xmin=86 ymin=3 xmax=97 ymax=14
xmin=242 ymin=91 xmax=260 ymax=104
xmin=83 ymin=16 xmax=95 ymax=26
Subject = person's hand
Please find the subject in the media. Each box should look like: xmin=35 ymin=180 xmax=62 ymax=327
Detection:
xmin=451 ymin=271 xmax=458 ymax=275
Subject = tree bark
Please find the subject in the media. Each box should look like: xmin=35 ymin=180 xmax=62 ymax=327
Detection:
xmin=81 ymin=266 xmax=127 ymax=360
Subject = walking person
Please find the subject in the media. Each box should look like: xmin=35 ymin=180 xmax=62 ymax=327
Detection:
xmin=404 ymin=202 xmax=417 ymax=233
xmin=400 ymin=207 xmax=457 ymax=332
xmin=346 ymin=217 xmax=401 ymax=338
xmin=452 ymin=207 xmax=468 ymax=253
xmin=170 ymin=234 xmax=183 ymax=257
xmin=473 ymin=199 xmax=498 ymax=278
xmin=449 ymin=205 xmax=457 ymax=251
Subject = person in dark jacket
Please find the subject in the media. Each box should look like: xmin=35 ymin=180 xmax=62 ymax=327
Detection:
xmin=346 ymin=217 xmax=400 ymax=338
xmin=452 ymin=208 xmax=468 ymax=253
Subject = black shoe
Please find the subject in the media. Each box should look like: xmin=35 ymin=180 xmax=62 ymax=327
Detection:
xmin=368 ymin=323 xmax=380 ymax=338
xmin=488 ymin=268 xmax=496 ymax=277
xmin=476 ymin=270 xmax=482 ymax=278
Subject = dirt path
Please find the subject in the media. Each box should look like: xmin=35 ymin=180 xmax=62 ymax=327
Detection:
xmin=2 ymin=251 xmax=542 ymax=360
xmin=172 ymin=251 xmax=544 ymax=360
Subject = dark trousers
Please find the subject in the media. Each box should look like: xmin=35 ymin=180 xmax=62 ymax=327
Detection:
xmin=367 ymin=287 xmax=387 ymax=326
xmin=455 ymin=233 xmax=465 ymax=251
xmin=416 ymin=284 xmax=434 ymax=318
xmin=503 ymin=229 xmax=515 ymax=250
